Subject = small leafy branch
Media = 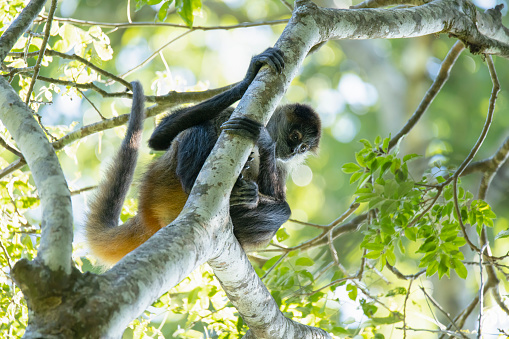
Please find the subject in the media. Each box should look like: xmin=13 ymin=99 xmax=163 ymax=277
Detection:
xmin=342 ymin=136 xmax=498 ymax=279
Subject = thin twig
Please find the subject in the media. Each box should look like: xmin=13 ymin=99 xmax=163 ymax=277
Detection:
xmin=445 ymin=55 xmax=499 ymax=185
xmin=420 ymin=287 xmax=468 ymax=338
xmin=261 ymin=252 xmax=289 ymax=280
xmin=8 ymin=49 xmax=133 ymax=90
xmin=112 ymin=30 xmax=192 ymax=82
xmin=37 ymin=15 xmax=289 ymax=30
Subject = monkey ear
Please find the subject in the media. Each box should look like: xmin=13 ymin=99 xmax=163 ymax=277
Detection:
xmin=221 ymin=117 xmax=262 ymax=141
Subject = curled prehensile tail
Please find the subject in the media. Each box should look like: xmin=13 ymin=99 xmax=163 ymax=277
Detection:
xmin=85 ymin=81 xmax=150 ymax=265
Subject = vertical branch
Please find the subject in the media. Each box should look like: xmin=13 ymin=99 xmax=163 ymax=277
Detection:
xmin=477 ymin=244 xmax=488 ymax=338
xmin=25 ymin=0 xmax=58 ymax=105
xmin=0 ymin=76 xmax=73 ymax=274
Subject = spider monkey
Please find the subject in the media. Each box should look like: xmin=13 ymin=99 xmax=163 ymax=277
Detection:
xmin=85 ymin=48 xmax=321 ymax=265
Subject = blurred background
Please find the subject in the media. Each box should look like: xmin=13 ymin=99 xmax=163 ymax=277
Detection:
xmin=2 ymin=0 xmax=509 ymax=337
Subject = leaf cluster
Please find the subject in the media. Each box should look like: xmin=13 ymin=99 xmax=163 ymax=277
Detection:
xmin=343 ymin=136 xmax=497 ymax=279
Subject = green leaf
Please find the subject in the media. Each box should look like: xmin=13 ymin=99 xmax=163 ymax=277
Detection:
xmin=175 ymin=0 xmax=201 ymax=27
xmin=349 ymin=171 xmax=363 ymax=184
xmin=355 ymin=152 xmax=366 ymax=167
xmin=386 ymin=287 xmax=407 ymax=297
xmin=374 ymin=136 xmax=382 ymax=146
xmin=386 ymin=250 xmax=396 ymax=266
xmin=342 ymin=162 xmax=361 ymax=174
xmin=382 ymin=137 xmax=390 ymax=152
xmin=295 ymin=257 xmax=314 ymax=266
xmin=276 ymin=228 xmax=290 ymax=242
xmin=356 ymin=193 xmax=378 ymax=203
xmin=157 ymin=1 xmax=172 ymax=21
xmin=360 ymin=139 xmax=372 ymax=148
xmin=403 ymin=154 xmax=420 ymax=162
xmin=364 ymin=251 xmax=381 ymax=259
xmin=384 ymin=179 xmax=398 ymax=198
xmin=404 ymin=227 xmax=417 ymax=241
xmin=262 ymin=255 xmax=283 ymax=270
xmin=346 ymin=284 xmax=357 ymax=300
xmin=369 ymin=197 xmax=385 ymax=209
xmin=426 ymin=261 xmax=439 ymax=276
xmin=495 ymin=229 xmax=509 ymax=239
xmin=453 ymin=259 xmax=468 ymax=279
xmin=363 ymin=242 xmax=385 ymax=251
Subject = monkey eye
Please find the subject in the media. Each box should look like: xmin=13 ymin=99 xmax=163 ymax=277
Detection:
xmin=299 ymin=144 xmax=308 ymax=153
xmin=290 ymin=130 xmax=302 ymax=142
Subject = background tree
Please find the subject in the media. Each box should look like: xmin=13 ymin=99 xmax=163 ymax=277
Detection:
xmin=1 ymin=0 xmax=509 ymax=338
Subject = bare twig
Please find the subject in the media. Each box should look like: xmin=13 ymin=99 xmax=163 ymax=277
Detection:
xmin=279 ymin=0 xmax=294 ymax=12
xmin=386 ymin=263 xmax=426 ymax=280
xmin=114 ymin=31 xmax=192 ymax=82
xmin=77 ymin=88 xmax=106 ymax=120
xmin=70 ymin=185 xmax=96 ymax=196
xmin=477 ymin=244 xmax=489 ymax=338
xmin=402 ymin=279 xmax=413 ymax=339
xmin=420 ymin=287 xmax=468 ymax=338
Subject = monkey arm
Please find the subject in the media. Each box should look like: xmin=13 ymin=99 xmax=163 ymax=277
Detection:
xmin=256 ymin=129 xmax=286 ymax=200
xmin=148 ymin=48 xmax=284 ymax=151
xmin=175 ymin=123 xmax=217 ymax=193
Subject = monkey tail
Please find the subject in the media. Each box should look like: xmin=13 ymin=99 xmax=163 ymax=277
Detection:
xmin=85 ymin=81 xmax=147 ymax=265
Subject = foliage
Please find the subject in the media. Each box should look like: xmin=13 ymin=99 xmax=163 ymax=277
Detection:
xmin=1 ymin=0 xmax=509 ymax=338
xmin=135 ymin=0 xmax=202 ymax=27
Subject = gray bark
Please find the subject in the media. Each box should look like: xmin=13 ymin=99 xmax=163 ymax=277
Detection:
xmin=0 ymin=76 xmax=73 ymax=275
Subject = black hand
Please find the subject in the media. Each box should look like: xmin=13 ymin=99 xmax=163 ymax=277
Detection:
xmin=221 ymin=117 xmax=262 ymax=141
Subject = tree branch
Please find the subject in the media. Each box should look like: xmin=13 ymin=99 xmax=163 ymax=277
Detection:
xmin=0 ymin=76 xmax=72 ymax=274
